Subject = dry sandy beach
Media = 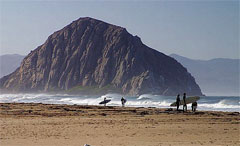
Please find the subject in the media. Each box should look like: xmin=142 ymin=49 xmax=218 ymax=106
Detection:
xmin=0 ymin=103 xmax=239 ymax=146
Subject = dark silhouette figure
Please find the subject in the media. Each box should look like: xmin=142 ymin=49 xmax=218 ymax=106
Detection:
xmin=121 ymin=97 xmax=126 ymax=107
xmin=176 ymin=94 xmax=180 ymax=111
xmin=192 ymin=102 xmax=198 ymax=112
xmin=183 ymin=93 xmax=187 ymax=112
xmin=104 ymin=97 xmax=107 ymax=106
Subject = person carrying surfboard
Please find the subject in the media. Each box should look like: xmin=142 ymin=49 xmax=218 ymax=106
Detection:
xmin=99 ymin=97 xmax=111 ymax=106
xmin=176 ymin=94 xmax=180 ymax=111
xmin=183 ymin=93 xmax=187 ymax=112
xmin=104 ymin=97 xmax=107 ymax=106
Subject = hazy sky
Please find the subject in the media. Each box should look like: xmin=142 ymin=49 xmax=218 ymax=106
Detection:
xmin=0 ymin=0 xmax=239 ymax=60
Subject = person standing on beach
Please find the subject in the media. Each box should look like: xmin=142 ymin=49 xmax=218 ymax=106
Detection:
xmin=183 ymin=93 xmax=187 ymax=112
xmin=192 ymin=102 xmax=197 ymax=112
xmin=121 ymin=97 xmax=126 ymax=107
xmin=104 ymin=97 xmax=107 ymax=106
xmin=176 ymin=94 xmax=180 ymax=111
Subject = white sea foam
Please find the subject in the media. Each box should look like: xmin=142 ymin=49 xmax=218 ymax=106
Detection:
xmin=59 ymin=97 xmax=101 ymax=105
xmin=100 ymin=93 xmax=123 ymax=100
xmin=137 ymin=94 xmax=159 ymax=100
xmin=199 ymin=100 xmax=239 ymax=109
xmin=126 ymin=100 xmax=171 ymax=108
xmin=0 ymin=93 xmax=239 ymax=112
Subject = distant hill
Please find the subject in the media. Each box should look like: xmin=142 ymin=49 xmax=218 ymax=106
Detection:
xmin=170 ymin=54 xmax=240 ymax=96
xmin=0 ymin=54 xmax=25 ymax=78
xmin=0 ymin=17 xmax=203 ymax=96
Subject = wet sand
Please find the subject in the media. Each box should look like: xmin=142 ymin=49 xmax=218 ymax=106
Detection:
xmin=0 ymin=103 xmax=239 ymax=146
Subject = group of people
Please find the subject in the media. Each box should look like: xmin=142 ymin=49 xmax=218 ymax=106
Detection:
xmin=103 ymin=94 xmax=198 ymax=112
xmin=176 ymin=93 xmax=197 ymax=112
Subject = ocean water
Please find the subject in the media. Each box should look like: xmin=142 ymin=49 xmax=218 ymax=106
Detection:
xmin=0 ymin=93 xmax=239 ymax=112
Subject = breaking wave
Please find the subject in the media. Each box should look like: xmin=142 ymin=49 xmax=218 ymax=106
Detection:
xmin=199 ymin=99 xmax=239 ymax=111
xmin=0 ymin=93 xmax=239 ymax=112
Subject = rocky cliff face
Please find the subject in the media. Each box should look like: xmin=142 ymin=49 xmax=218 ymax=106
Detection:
xmin=0 ymin=17 xmax=203 ymax=95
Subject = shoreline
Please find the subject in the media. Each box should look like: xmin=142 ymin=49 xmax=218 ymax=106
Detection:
xmin=0 ymin=93 xmax=239 ymax=113
xmin=0 ymin=101 xmax=239 ymax=113
xmin=0 ymin=102 xmax=239 ymax=115
xmin=1 ymin=103 xmax=239 ymax=146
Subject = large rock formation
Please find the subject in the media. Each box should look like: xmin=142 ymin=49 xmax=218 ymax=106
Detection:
xmin=0 ymin=17 xmax=203 ymax=95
